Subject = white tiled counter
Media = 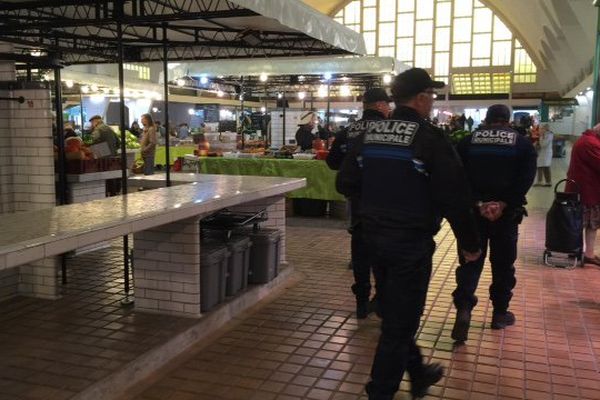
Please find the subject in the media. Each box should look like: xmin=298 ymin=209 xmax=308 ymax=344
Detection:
xmin=0 ymin=175 xmax=305 ymax=313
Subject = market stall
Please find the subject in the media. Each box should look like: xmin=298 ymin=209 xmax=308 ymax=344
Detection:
xmin=190 ymin=157 xmax=344 ymax=201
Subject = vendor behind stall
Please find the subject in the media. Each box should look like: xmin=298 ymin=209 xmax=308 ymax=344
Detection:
xmin=295 ymin=111 xmax=317 ymax=151
xmin=89 ymin=115 xmax=118 ymax=156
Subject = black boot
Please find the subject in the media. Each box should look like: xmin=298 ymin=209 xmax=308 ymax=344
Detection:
xmin=410 ymin=363 xmax=444 ymax=399
xmin=491 ymin=311 xmax=515 ymax=329
xmin=451 ymin=308 xmax=471 ymax=343
xmin=352 ymin=284 xmax=370 ymax=319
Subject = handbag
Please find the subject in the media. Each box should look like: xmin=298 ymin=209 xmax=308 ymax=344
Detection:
xmin=132 ymin=159 xmax=145 ymax=174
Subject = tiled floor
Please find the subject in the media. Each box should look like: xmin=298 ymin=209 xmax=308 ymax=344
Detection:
xmin=0 ymin=248 xmax=197 ymax=400
xmin=3 ymin=154 xmax=600 ymax=400
xmin=126 ymin=205 xmax=600 ymax=399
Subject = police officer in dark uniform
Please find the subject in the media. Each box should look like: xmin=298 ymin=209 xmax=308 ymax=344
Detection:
xmin=327 ymin=88 xmax=391 ymax=319
xmin=451 ymin=104 xmax=536 ymax=342
xmin=337 ymin=68 xmax=481 ymax=400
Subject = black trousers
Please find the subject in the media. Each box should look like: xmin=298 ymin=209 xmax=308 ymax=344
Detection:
xmin=350 ymin=222 xmax=372 ymax=299
xmin=453 ymin=214 xmax=518 ymax=313
xmin=364 ymin=231 xmax=435 ymax=399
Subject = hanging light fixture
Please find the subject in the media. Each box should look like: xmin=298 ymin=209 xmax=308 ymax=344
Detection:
xmin=277 ymin=93 xmax=283 ymax=99
xmin=298 ymin=92 xmax=306 ymax=100
xmin=90 ymin=84 xmax=98 ymax=92
xmin=259 ymin=73 xmax=268 ymax=82
xmin=200 ymin=76 xmax=209 ymax=85
xmin=81 ymin=85 xmax=90 ymax=93
xmin=65 ymin=80 xmax=74 ymax=88
xmin=383 ymin=74 xmax=393 ymax=85
xmin=217 ymin=90 xmax=224 ymax=97
xmin=323 ymin=72 xmax=332 ymax=81
xmin=176 ymin=79 xmax=185 ymax=87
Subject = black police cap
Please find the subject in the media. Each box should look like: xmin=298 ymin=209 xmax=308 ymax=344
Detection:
xmin=391 ymin=68 xmax=445 ymax=99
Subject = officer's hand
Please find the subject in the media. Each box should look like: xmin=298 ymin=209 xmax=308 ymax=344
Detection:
xmin=479 ymin=201 xmax=506 ymax=221
xmin=462 ymin=249 xmax=482 ymax=262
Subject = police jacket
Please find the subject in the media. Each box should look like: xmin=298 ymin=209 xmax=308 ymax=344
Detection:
xmin=326 ymin=109 xmax=387 ymax=170
xmin=456 ymin=125 xmax=536 ymax=210
xmin=336 ymin=106 xmax=480 ymax=252
xmin=295 ymin=125 xmax=314 ymax=151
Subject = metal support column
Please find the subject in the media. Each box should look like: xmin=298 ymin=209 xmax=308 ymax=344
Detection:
xmin=240 ymin=77 xmax=245 ymax=149
xmin=326 ymin=82 xmax=331 ymax=128
xmin=282 ymin=91 xmax=287 ymax=145
xmin=79 ymin=90 xmax=85 ymax=130
xmin=117 ymin=17 xmax=133 ymax=306
xmin=54 ymin=67 xmax=68 ymax=285
xmin=162 ymin=23 xmax=171 ymax=186
xmin=592 ymin=3 xmax=600 ymax=126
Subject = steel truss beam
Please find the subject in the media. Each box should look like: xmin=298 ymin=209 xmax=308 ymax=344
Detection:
xmin=0 ymin=0 xmax=352 ymax=64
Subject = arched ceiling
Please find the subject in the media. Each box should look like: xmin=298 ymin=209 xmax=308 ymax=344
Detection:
xmin=301 ymin=0 xmax=598 ymax=96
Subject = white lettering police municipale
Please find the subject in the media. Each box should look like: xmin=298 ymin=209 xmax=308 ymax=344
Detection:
xmin=364 ymin=120 xmax=419 ymax=146
xmin=471 ymin=129 xmax=516 ymax=145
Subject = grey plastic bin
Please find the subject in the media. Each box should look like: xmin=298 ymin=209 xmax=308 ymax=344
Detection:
xmin=224 ymin=236 xmax=252 ymax=296
xmin=240 ymin=228 xmax=281 ymax=284
xmin=200 ymin=241 xmax=229 ymax=312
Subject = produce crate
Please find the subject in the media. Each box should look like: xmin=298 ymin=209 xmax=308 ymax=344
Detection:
xmin=66 ymin=159 xmax=100 ymax=174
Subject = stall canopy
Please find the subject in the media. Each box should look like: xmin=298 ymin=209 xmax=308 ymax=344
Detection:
xmin=0 ymin=0 xmax=366 ymax=65
xmin=175 ymin=55 xmax=406 ymax=77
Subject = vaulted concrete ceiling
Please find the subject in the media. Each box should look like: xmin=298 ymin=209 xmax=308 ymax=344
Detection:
xmin=301 ymin=0 xmax=598 ymax=96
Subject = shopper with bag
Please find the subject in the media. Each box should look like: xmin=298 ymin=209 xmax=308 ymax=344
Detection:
xmin=567 ymin=123 xmax=600 ymax=266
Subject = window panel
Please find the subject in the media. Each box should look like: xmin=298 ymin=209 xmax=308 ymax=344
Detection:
xmin=397 ymin=0 xmax=414 ymax=13
xmin=415 ymin=20 xmax=433 ymax=44
xmin=397 ymin=13 xmax=414 ymax=37
xmin=378 ymin=46 xmax=396 ymax=57
xmin=435 ymin=27 xmax=450 ymax=51
xmin=396 ymin=37 xmax=414 ymax=62
xmin=452 ymin=74 xmax=472 ymax=95
xmin=344 ymin=1 xmax=361 ymax=24
xmin=472 ymin=33 xmax=491 ymax=58
xmin=379 ymin=0 xmax=396 ymax=21
xmin=514 ymin=74 xmax=536 ymax=83
xmin=493 ymin=16 xmax=512 ymax=40
xmin=453 ymin=18 xmax=472 ymax=42
xmin=472 ymin=58 xmax=490 ymax=67
xmin=436 ymin=2 xmax=451 ymax=27
xmin=454 ymin=0 xmax=473 ymax=17
xmin=364 ymin=31 xmax=377 ymax=55
xmin=332 ymin=0 xmax=538 ymax=92
xmin=473 ymin=8 xmax=492 ymax=33
xmin=363 ymin=7 xmax=377 ymax=31
xmin=415 ymin=45 xmax=432 ymax=68
xmin=434 ymin=52 xmax=450 ymax=76
xmin=492 ymin=40 xmax=511 ymax=65
xmin=472 ymin=73 xmax=491 ymax=94
xmin=493 ymin=73 xmax=511 ymax=92
xmin=514 ymin=48 xmax=537 ymax=74
xmin=416 ymin=0 xmax=434 ymax=19
xmin=379 ymin=23 xmax=396 ymax=46
xmin=452 ymin=43 xmax=471 ymax=67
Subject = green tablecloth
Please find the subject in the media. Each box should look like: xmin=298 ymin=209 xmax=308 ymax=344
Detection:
xmin=195 ymin=158 xmax=345 ymax=201
xmin=138 ymin=146 xmax=196 ymax=166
